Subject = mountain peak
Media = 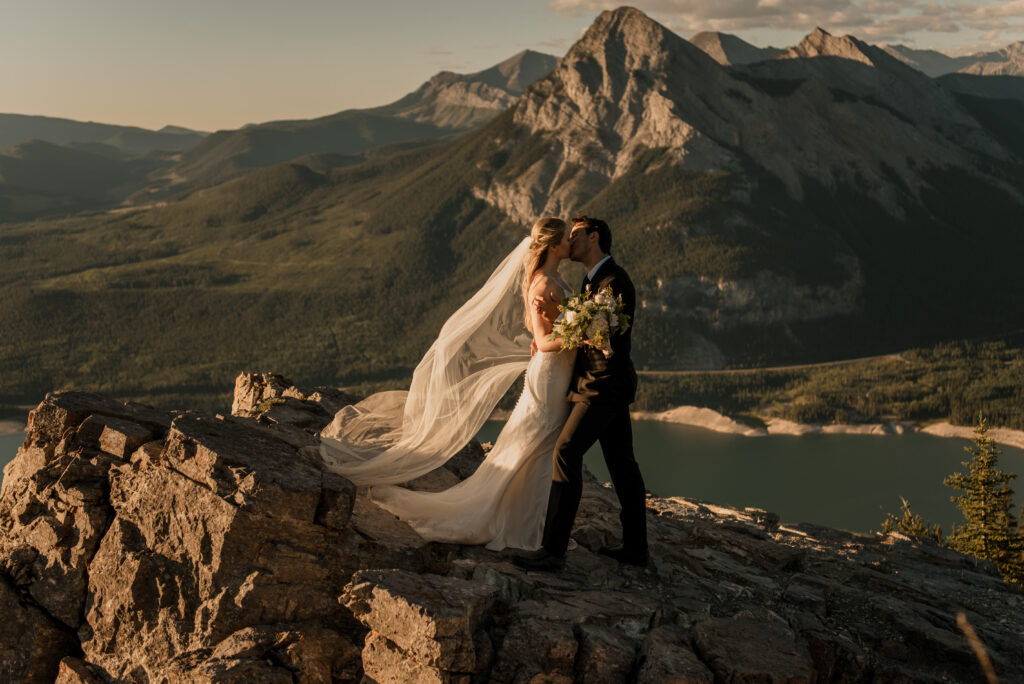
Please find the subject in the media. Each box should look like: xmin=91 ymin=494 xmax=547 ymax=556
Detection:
xmin=564 ymin=5 xmax=704 ymax=74
xmin=785 ymin=27 xmax=873 ymax=65
xmin=586 ymin=5 xmax=671 ymax=43
xmin=482 ymin=49 xmax=559 ymax=93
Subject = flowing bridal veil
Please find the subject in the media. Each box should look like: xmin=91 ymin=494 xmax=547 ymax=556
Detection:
xmin=319 ymin=236 xmax=576 ymax=550
xmin=320 ymin=237 xmax=533 ymax=485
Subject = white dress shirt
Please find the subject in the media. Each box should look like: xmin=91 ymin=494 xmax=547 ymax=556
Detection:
xmin=587 ymin=255 xmax=612 ymax=282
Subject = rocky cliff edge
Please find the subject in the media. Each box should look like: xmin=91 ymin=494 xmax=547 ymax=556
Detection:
xmin=1 ymin=372 xmax=1021 ymax=683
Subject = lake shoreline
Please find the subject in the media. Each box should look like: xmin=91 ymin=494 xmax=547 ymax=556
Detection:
xmin=631 ymin=405 xmax=1024 ymax=450
xmin=6 ymin=404 xmax=1023 ymax=449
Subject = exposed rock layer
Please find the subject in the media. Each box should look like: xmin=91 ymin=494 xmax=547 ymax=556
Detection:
xmin=1 ymin=373 xmax=1022 ymax=682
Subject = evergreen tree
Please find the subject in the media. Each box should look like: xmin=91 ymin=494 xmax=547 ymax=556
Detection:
xmin=944 ymin=416 xmax=1024 ymax=584
xmin=881 ymin=497 xmax=943 ymax=544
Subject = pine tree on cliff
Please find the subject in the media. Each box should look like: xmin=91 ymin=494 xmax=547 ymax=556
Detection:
xmin=944 ymin=416 xmax=1024 ymax=584
xmin=881 ymin=497 xmax=943 ymax=544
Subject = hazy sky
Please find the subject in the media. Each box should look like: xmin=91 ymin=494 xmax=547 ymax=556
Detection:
xmin=4 ymin=0 xmax=1023 ymax=132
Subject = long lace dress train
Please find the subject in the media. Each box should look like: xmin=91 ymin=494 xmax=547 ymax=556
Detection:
xmin=371 ymin=346 xmax=574 ymax=550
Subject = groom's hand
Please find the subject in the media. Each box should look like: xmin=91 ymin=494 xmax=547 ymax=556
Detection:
xmin=532 ymin=292 xmax=558 ymax=320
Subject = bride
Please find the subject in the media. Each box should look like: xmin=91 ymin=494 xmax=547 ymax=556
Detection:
xmin=319 ymin=218 xmax=576 ymax=550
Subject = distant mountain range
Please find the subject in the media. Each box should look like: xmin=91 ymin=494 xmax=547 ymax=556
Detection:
xmin=690 ymin=30 xmax=1024 ymax=78
xmin=0 ymin=51 xmax=558 ymax=221
xmin=0 ymin=114 xmax=206 ymax=153
xmin=1 ymin=8 xmax=1023 ymax=412
xmin=880 ymin=41 xmax=1024 ymax=77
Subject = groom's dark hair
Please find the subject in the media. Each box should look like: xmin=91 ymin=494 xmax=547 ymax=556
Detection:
xmin=572 ymin=215 xmax=612 ymax=254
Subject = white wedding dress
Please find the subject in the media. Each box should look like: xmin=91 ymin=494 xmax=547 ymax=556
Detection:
xmin=319 ymin=237 xmax=576 ymax=550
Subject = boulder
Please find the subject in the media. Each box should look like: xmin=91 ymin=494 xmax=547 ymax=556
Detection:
xmin=79 ymin=412 xmax=356 ymax=679
xmin=360 ymin=630 xmax=470 ymax=684
xmin=342 ymin=569 xmax=499 ymax=673
xmin=231 ymin=372 xmax=358 ymax=431
xmin=0 ymin=431 xmax=121 ymax=627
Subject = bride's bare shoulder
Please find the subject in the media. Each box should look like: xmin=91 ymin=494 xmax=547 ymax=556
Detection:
xmin=529 ymin=272 xmax=557 ymax=294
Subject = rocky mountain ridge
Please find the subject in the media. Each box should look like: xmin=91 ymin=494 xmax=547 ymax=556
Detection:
xmin=1 ymin=374 xmax=1022 ymax=682
xmin=483 ymin=11 xmax=1016 ymax=220
xmin=467 ymin=9 xmax=1022 ymax=351
xmin=689 ymin=31 xmax=1024 ymax=78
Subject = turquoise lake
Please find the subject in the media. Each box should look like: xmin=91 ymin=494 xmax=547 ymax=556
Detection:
xmin=3 ymin=423 xmax=1023 ymax=535
xmin=476 ymin=420 xmax=1024 ymax=534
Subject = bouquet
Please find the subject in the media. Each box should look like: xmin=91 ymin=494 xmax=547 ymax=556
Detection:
xmin=549 ymin=285 xmax=630 ymax=357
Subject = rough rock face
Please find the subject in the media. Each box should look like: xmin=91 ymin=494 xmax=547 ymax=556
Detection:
xmin=2 ymin=374 xmax=1023 ymax=682
xmin=478 ymin=10 xmax=1011 ymax=225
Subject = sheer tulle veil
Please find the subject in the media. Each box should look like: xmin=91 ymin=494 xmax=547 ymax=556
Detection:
xmin=319 ymin=237 xmax=533 ymax=485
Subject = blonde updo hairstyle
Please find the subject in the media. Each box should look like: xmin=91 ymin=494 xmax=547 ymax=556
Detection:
xmin=523 ymin=217 xmax=568 ymax=329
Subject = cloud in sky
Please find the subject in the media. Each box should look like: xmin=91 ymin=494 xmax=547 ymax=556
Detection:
xmin=545 ymin=0 xmax=1024 ymax=45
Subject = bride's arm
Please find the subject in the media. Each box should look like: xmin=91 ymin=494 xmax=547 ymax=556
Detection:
xmin=530 ymin=278 xmax=563 ymax=353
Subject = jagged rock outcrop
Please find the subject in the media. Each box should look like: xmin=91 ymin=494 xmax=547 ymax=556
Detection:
xmin=1 ymin=374 xmax=1023 ymax=682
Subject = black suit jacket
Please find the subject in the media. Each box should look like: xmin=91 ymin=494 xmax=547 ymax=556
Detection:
xmin=567 ymin=257 xmax=638 ymax=405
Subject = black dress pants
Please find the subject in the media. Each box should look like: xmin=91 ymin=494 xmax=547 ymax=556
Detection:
xmin=542 ymin=399 xmax=647 ymax=556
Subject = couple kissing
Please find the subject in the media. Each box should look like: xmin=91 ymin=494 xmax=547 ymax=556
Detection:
xmin=319 ymin=215 xmax=649 ymax=570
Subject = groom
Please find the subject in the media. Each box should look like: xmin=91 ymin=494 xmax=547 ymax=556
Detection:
xmin=518 ymin=216 xmax=649 ymax=570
